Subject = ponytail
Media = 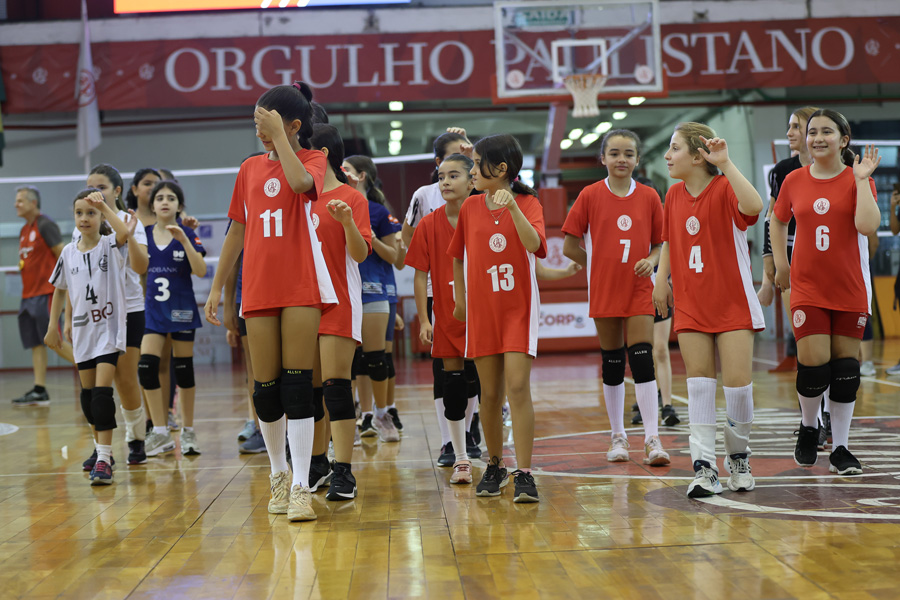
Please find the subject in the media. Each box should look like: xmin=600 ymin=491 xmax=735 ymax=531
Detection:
xmin=344 ymin=155 xmax=390 ymax=210
xmin=473 ymin=134 xmax=537 ymax=198
xmin=511 ymin=180 xmax=538 ymax=197
xmin=310 ymin=124 xmax=348 ymax=185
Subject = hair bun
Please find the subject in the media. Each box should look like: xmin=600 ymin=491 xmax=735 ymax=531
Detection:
xmin=292 ymin=81 xmax=313 ymax=102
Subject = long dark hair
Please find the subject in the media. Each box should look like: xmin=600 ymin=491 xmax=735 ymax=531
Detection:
xmin=310 ymin=124 xmax=348 ymax=185
xmin=125 ymin=168 xmax=161 ymax=211
xmin=807 ymin=108 xmax=855 ymax=167
xmin=256 ymin=81 xmax=315 ymax=150
xmin=88 ymin=163 xmax=125 ymax=211
xmin=150 ymin=180 xmax=185 ymax=217
xmin=74 ymin=188 xmax=112 ymax=235
xmin=344 ymin=155 xmax=389 ymax=209
xmin=473 ymin=134 xmax=537 ymax=197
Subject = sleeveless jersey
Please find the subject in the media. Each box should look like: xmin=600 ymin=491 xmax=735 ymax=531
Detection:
xmin=49 ymin=234 xmax=127 ymax=363
xmin=562 ymin=178 xmax=663 ymax=318
xmin=662 ymin=176 xmax=765 ymax=333
xmin=359 ymin=200 xmax=401 ymax=304
xmin=144 ymin=223 xmax=206 ymax=333
xmin=447 ymin=193 xmax=547 ymax=358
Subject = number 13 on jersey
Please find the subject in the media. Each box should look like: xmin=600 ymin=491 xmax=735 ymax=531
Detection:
xmin=487 ymin=264 xmax=514 ymax=292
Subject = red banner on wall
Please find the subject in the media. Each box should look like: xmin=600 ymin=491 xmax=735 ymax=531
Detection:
xmin=1 ymin=16 xmax=899 ymax=114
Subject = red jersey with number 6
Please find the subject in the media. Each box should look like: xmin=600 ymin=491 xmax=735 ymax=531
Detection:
xmin=405 ymin=205 xmax=466 ymax=358
xmin=662 ymin=175 xmax=764 ymax=333
xmin=227 ymin=150 xmax=337 ymax=314
xmin=447 ymin=194 xmax=547 ymax=358
xmin=774 ymin=166 xmax=874 ymax=314
xmin=563 ymin=179 xmax=662 ymax=318
xmin=311 ymin=183 xmax=372 ymax=342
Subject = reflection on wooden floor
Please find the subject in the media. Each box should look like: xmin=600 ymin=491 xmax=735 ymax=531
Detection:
xmin=1 ymin=339 xmax=899 ymax=599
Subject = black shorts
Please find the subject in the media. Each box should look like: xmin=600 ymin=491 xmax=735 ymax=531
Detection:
xmin=654 ymin=306 xmax=673 ymax=323
xmin=126 ymin=311 xmax=145 ymax=348
xmin=237 ymin=304 xmax=247 ymax=337
xmin=18 ymin=294 xmax=52 ymax=349
xmin=144 ymin=328 xmax=196 ymax=342
xmin=77 ymin=352 xmax=119 ymax=371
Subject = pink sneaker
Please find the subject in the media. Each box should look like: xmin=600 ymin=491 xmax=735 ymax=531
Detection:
xmin=374 ymin=413 xmax=400 ymax=442
xmin=450 ymin=460 xmax=472 ymax=484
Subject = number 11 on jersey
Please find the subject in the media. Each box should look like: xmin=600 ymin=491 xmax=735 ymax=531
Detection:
xmin=260 ymin=208 xmax=283 ymax=238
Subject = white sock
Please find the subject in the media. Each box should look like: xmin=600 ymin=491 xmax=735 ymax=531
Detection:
xmin=97 ymin=444 xmax=112 ymax=464
xmin=288 ymin=417 xmax=314 ymax=488
xmin=121 ymin=406 xmax=145 ymax=442
xmin=448 ymin=418 xmax=467 ymax=462
xmin=183 ymin=426 xmax=194 ymax=433
xmin=724 ymin=383 xmax=754 ymax=423
xmin=603 ymin=383 xmax=626 ymax=435
xmin=465 ymin=397 xmax=477 ymax=431
xmin=817 ymin=400 xmax=824 ymax=427
xmin=259 ymin=416 xmax=289 ymax=474
xmin=829 ymin=401 xmax=854 ymax=451
xmin=153 ymin=425 xmax=167 ymax=436
xmin=687 ymin=377 xmax=717 ymax=425
xmin=823 ymin=388 xmax=831 ymax=414
xmin=387 ymin=403 xmax=396 ymax=410
xmin=434 ymin=398 xmax=451 ymax=446
xmin=635 ymin=381 xmax=659 ymax=440
xmin=375 ymin=406 xmax=388 ymax=419
xmin=798 ymin=393 xmax=822 ymax=428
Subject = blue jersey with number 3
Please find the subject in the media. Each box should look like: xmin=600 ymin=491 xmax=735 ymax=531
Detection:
xmin=145 ymin=224 xmax=206 ymax=333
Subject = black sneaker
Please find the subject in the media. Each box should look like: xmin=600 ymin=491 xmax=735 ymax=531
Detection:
xmin=475 ymin=457 xmax=509 ymax=497
xmin=631 ymin=402 xmax=639 ymax=412
xmin=12 ymin=388 xmax=50 ymax=407
xmin=387 ymin=407 xmax=403 ymax=432
xmin=83 ymin=451 xmax=116 ymax=472
xmin=794 ymin=424 xmax=819 ymax=467
xmin=437 ymin=442 xmax=455 ymax=467
xmin=631 ymin=410 xmax=643 ymax=425
xmin=470 ymin=412 xmax=481 ymax=445
xmin=127 ymin=440 xmax=147 ymax=465
xmin=661 ymin=405 xmax=681 ymax=426
xmin=817 ymin=425 xmax=827 ymax=451
xmin=512 ymin=470 xmax=539 ymax=503
xmin=829 ymin=445 xmax=862 ymax=475
xmin=309 ymin=454 xmax=332 ymax=492
xmin=326 ymin=462 xmax=357 ymax=501
xmin=358 ymin=414 xmax=377 ymax=437
xmin=465 ymin=432 xmax=482 ymax=459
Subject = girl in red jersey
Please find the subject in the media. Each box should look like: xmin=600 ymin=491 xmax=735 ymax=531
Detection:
xmin=653 ymin=122 xmax=764 ymax=499
xmin=205 ymin=82 xmax=336 ymax=522
xmin=307 ymin=124 xmax=372 ymax=500
xmin=406 ymin=153 xmax=476 ymax=484
xmin=449 ymin=134 xmax=546 ymax=503
xmin=562 ymin=130 xmax=670 ymax=467
xmin=772 ymin=109 xmax=880 ymax=475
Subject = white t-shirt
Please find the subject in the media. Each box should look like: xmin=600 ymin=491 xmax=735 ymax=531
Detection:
xmin=50 ymin=234 xmax=127 ymax=363
xmin=73 ymin=210 xmax=147 ymax=313
xmin=405 ymin=182 xmax=446 ymax=297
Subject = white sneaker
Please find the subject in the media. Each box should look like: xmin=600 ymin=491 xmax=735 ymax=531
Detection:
xmin=860 ymin=361 xmax=876 ymax=377
xmin=288 ymin=485 xmax=317 ymax=521
xmin=268 ymin=470 xmax=290 ymax=514
xmin=886 ymin=362 xmax=900 ymax=376
xmin=606 ymin=433 xmax=629 ymax=462
xmin=643 ymin=435 xmax=670 ymax=466
xmin=144 ymin=431 xmax=175 ymax=457
xmin=374 ymin=413 xmax=400 ymax=442
xmin=687 ymin=460 xmax=723 ymax=498
xmin=726 ymin=454 xmax=755 ymax=491
xmin=180 ymin=429 xmax=201 ymax=456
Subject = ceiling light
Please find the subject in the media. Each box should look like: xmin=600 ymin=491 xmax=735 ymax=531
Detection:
xmin=560 ymin=139 xmax=574 ymax=150
xmin=388 ymin=141 xmax=401 ymax=155
xmin=580 ymin=133 xmax=600 ymax=146
xmin=568 ymin=128 xmax=584 ymax=140
xmin=388 ymin=101 xmax=404 ymax=111
xmin=612 ymin=111 xmax=628 ymax=120
xmin=389 ymin=130 xmax=403 ymax=142
xmin=390 ymin=120 xmax=402 ymax=129
xmin=594 ymin=122 xmax=612 ymax=134
xmin=627 ymin=97 xmax=646 ymax=106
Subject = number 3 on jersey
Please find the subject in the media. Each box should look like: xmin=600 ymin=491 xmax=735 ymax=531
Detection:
xmin=689 ymin=245 xmax=704 ymax=273
xmin=260 ymin=208 xmax=283 ymax=238
xmin=487 ymin=264 xmax=514 ymax=292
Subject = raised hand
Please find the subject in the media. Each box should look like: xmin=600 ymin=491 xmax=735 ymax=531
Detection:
xmin=697 ymin=135 xmax=730 ymax=167
xmin=853 ymin=144 xmax=881 ymax=180
xmin=124 ymin=209 xmax=139 ymax=238
xmin=166 ymin=224 xmax=188 ymax=244
xmin=446 ymin=126 xmax=468 ymax=138
xmin=491 ymin=189 xmax=516 ymax=210
xmin=182 ymin=214 xmax=200 ymax=230
xmin=254 ymin=106 xmax=284 ymax=142
xmin=327 ymin=199 xmax=353 ymax=224
xmin=86 ymin=190 xmax=107 ymax=209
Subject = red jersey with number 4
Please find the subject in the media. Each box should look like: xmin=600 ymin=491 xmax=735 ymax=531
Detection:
xmin=563 ymin=179 xmax=662 ymax=318
xmin=662 ymin=175 xmax=764 ymax=333
xmin=227 ymin=149 xmax=337 ymax=313
xmin=312 ymin=183 xmax=372 ymax=341
xmin=447 ymin=194 xmax=547 ymax=358
xmin=405 ymin=205 xmax=466 ymax=358
xmin=774 ymin=166 xmax=874 ymax=313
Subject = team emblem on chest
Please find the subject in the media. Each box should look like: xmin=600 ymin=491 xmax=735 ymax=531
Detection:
xmin=617 ymin=215 xmax=632 ymax=231
xmin=172 ymin=250 xmax=185 ymax=262
xmin=312 ymin=213 xmax=320 ymax=230
xmin=264 ymin=178 xmax=281 ymax=198
xmin=99 ymin=255 xmax=109 ymax=272
xmin=685 ymin=216 xmax=700 ymax=236
xmin=813 ymin=198 xmax=830 ymax=215
xmin=29 ymin=230 xmax=36 ymax=242
xmin=489 ymin=233 xmax=507 ymax=253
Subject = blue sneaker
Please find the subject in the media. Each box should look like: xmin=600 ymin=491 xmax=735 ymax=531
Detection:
xmin=238 ymin=420 xmax=257 ymax=442
xmin=239 ymin=429 xmax=267 ymax=454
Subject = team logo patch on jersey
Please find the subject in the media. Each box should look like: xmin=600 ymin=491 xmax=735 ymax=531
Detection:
xmin=617 ymin=215 xmax=632 ymax=231
xmin=312 ymin=213 xmax=320 ymax=230
xmin=813 ymin=198 xmax=830 ymax=215
xmin=793 ymin=309 xmax=806 ymax=328
xmin=685 ymin=216 xmax=701 ymax=236
xmin=28 ymin=230 xmax=36 ymax=242
xmin=489 ymin=233 xmax=507 ymax=253
xmin=98 ymin=255 xmax=109 ymax=272
xmin=263 ymin=178 xmax=281 ymax=198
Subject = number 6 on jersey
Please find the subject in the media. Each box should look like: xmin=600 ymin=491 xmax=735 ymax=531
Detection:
xmin=689 ymin=245 xmax=704 ymax=273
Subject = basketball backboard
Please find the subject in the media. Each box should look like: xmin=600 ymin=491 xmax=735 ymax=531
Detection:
xmin=494 ymin=0 xmax=663 ymax=99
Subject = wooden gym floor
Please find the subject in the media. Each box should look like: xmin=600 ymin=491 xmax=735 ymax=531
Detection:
xmin=1 ymin=339 xmax=899 ymax=599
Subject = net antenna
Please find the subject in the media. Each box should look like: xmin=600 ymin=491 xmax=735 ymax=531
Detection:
xmin=552 ymin=38 xmax=608 ymax=118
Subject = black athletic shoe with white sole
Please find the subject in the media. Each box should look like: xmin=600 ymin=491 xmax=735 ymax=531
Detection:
xmin=476 ymin=457 xmax=509 ymax=497
xmin=437 ymin=442 xmax=455 ymax=467
xmin=512 ymin=470 xmax=539 ymax=503
xmin=470 ymin=413 xmax=481 ymax=445
xmin=308 ymin=454 xmax=332 ymax=492
xmin=325 ymin=462 xmax=357 ymax=501
xmin=465 ymin=432 xmax=482 ymax=459
xmin=829 ymin=445 xmax=862 ymax=475
xmin=794 ymin=424 xmax=819 ymax=467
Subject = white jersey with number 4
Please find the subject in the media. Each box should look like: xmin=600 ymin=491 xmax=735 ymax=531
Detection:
xmin=50 ymin=234 xmax=127 ymax=364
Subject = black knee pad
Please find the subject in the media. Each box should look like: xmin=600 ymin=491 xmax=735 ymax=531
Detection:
xmin=253 ymin=379 xmax=284 ymax=423
xmin=600 ymin=346 xmax=627 ymax=386
xmin=91 ymin=386 xmax=118 ymax=432
xmin=282 ymin=368 xmax=315 ymax=420
xmin=80 ymin=388 xmax=94 ymax=425
xmin=351 ymin=346 xmax=364 ymax=380
xmin=432 ymin=358 xmax=444 ymax=399
xmin=465 ymin=360 xmax=480 ymax=398
xmin=323 ymin=378 xmax=355 ymax=421
xmin=829 ymin=358 xmax=860 ymax=404
xmin=313 ymin=387 xmax=325 ymax=422
xmin=443 ymin=369 xmax=467 ymax=421
xmin=627 ymin=343 xmax=656 ymax=384
xmin=173 ymin=356 xmax=195 ymax=389
xmin=364 ymin=350 xmax=388 ymax=382
xmin=796 ymin=362 xmax=830 ymax=398
xmin=385 ymin=352 xmax=395 ymax=379
xmin=138 ymin=354 xmax=161 ymax=390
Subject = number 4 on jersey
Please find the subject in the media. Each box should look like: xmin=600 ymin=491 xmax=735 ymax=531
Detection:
xmin=689 ymin=245 xmax=704 ymax=273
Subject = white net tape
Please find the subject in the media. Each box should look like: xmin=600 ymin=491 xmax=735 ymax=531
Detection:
xmin=563 ymin=74 xmax=608 ymax=118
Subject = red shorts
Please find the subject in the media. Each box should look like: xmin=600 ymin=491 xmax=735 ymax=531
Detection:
xmin=242 ymin=304 xmax=327 ymax=319
xmin=791 ymin=306 xmax=868 ymax=341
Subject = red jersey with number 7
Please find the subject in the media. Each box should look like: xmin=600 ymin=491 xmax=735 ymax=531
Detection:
xmin=662 ymin=175 xmax=764 ymax=333
xmin=447 ymin=193 xmax=547 ymax=358
xmin=227 ymin=149 xmax=337 ymax=314
xmin=774 ymin=166 xmax=874 ymax=314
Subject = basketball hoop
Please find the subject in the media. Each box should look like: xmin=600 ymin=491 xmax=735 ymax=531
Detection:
xmin=563 ymin=74 xmax=608 ymax=118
